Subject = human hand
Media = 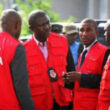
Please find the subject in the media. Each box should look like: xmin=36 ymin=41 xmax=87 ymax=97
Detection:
xmin=63 ymin=71 xmax=81 ymax=83
xmin=62 ymin=72 xmax=71 ymax=84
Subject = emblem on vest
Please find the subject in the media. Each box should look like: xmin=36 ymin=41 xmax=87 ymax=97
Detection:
xmin=48 ymin=68 xmax=58 ymax=82
xmin=0 ymin=57 xmax=3 ymax=65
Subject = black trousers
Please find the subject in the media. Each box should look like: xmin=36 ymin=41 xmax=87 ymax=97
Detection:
xmin=52 ymin=99 xmax=73 ymax=110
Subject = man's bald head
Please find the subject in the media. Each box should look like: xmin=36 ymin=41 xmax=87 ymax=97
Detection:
xmin=104 ymin=20 xmax=110 ymax=44
xmin=0 ymin=9 xmax=22 ymax=39
xmin=105 ymin=20 xmax=110 ymax=28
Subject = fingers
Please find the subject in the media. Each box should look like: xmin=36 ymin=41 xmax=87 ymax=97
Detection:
xmin=62 ymin=71 xmax=81 ymax=82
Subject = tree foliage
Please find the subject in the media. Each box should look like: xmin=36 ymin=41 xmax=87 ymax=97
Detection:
xmin=15 ymin=0 xmax=61 ymax=36
xmin=0 ymin=4 xmax=3 ymax=15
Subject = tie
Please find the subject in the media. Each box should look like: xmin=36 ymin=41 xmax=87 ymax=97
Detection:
xmin=80 ymin=50 xmax=87 ymax=67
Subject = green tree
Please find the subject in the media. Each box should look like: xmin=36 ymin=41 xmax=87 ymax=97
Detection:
xmin=0 ymin=4 xmax=3 ymax=31
xmin=15 ymin=0 xmax=61 ymax=36
xmin=0 ymin=4 xmax=3 ymax=15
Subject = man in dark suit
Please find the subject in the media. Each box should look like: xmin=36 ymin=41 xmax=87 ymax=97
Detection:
xmin=63 ymin=18 xmax=110 ymax=110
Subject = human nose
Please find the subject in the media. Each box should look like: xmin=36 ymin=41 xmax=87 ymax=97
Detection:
xmin=82 ymin=31 xmax=88 ymax=36
xmin=44 ymin=24 xmax=50 ymax=30
xmin=80 ymin=31 xmax=87 ymax=37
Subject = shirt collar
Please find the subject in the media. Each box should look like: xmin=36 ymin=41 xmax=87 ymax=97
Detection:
xmin=33 ymin=34 xmax=48 ymax=46
xmin=83 ymin=39 xmax=97 ymax=52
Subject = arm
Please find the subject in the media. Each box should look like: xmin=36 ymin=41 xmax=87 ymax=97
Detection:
xmin=66 ymin=47 xmax=75 ymax=72
xmin=80 ymin=49 xmax=110 ymax=88
xmin=10 ymin=44 xmax=35 ymax=110
xmin=64 ymin=49 xmax=110 ymax=89
xmin=65 ymin=47 xmax=75 ymax=89
xmin=80 ymin=74 xmax=101 ymax=88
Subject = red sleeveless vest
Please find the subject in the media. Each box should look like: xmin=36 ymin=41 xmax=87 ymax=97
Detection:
xmin=97 ymin=55 xmax=110 ymax=110
xmin=0 ymin=32 xmax=21 ymax=110
xmin=24 ymin=32 xmax=72 ymax=110
xmin=74 ymin=42 xmax=108 ymax=110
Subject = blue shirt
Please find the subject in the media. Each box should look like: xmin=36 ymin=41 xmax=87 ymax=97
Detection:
xmin=70 ymin=41 xmax=80 ymax=69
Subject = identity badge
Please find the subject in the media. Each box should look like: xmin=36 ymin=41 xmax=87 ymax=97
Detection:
xmin=48 ymin=68 xmax=58 ymax=82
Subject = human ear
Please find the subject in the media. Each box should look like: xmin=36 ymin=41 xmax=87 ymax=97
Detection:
xmin=96 ymin=30 xmax=99 ymax=37
xmin=29 ymin=25 xmax=34 ymax=31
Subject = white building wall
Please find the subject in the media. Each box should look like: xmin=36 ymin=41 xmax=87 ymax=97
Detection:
xmin=104 ymin=0 xmax=110 ymax=19
xmin=0 ymin=0 xmax=109 ymax=21
xmin=51 ymin=0 xmax=88 ymax=22
xmin=100 ymin=0 xmax=110 ymax=19
xmin=87 ymin=0 xmax=100 ymax=19
xmin=52 ymin=0 xmax=110 ymax=21
xmin=0 ymin=0 xmax=13 ymax=9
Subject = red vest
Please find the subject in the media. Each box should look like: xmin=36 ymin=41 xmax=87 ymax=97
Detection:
xmin=24 ymin=32 xmax=72 ymax=110
xmin=97 ymin=55 xmax=110 ymax=110
xmin=0 ymin=32 xmax=21 ymax=110
xmin=74 ymin=42 xmax=108 ymax=110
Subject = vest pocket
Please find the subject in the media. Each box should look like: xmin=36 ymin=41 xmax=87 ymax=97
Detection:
xmin=29 ymin=71 xmax=45 ymax=96
xmin=28 ymin=64 xmax=41 ymax=76
xmin=28 ymin=57 xmax=44 ymax=88
xmin=31 ymin=86 xmax=46 ymax=96
xmin=28 ymin=56 xmax=42 ymax=76
xmin=52 ymin=56 xmax=67 ymax=66
xmin=29 ymin=73 xmax=44 ymax=87
xmin=86 ymin=57 xmax=98 ymax=73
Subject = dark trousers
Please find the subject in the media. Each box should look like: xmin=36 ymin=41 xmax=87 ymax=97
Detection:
xmin=52 ymin=99 xmax=73 ymax=110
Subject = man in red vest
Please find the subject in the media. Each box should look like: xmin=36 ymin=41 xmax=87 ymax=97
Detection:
xmin=24 ymin=9 xmax=75 ymax=110
xmin=97 ymin=20 xmax=110 ymax=110
xmin=63 ymin=18 xmax=110 ymax=110
xmin=0 ymin=9 xmax=35 ymax=110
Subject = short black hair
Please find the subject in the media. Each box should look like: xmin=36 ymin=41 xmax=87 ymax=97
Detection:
xmin=28 ymin=9 xmax=46 ymax=26
xmin=81 ymin=18 xmax=97 ymax=30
